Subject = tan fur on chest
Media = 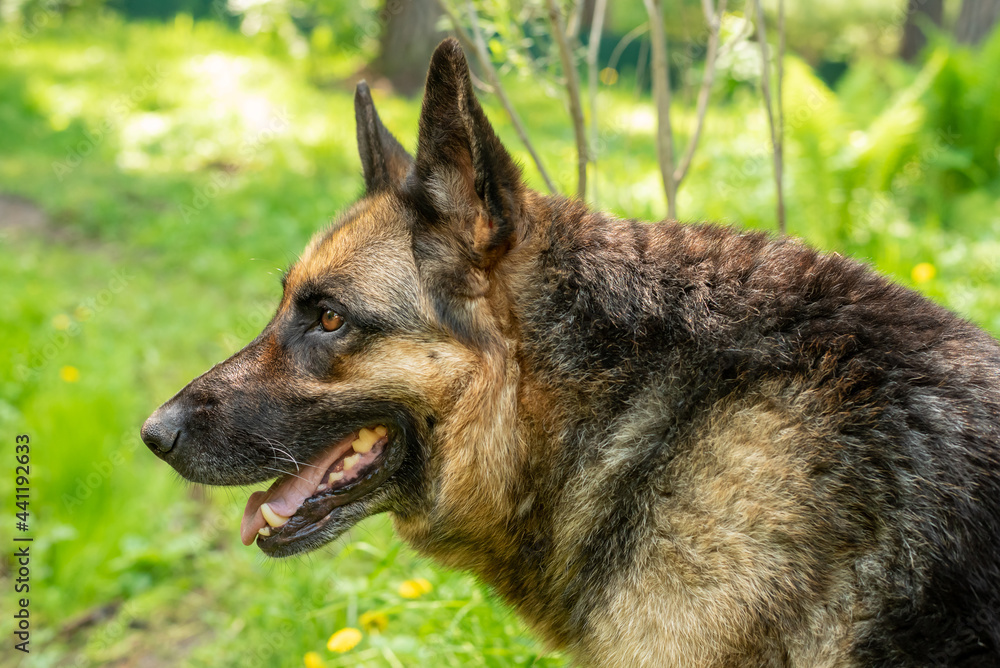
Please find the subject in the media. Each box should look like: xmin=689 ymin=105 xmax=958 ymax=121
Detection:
xmin=581 ymin=393 xmax=858 ymax=667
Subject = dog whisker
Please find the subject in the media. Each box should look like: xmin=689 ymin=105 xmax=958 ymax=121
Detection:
xmin=261 ymin=465 xmax=312 ymax=484
xmin=254 ymin=433 xmax=327 ymax=473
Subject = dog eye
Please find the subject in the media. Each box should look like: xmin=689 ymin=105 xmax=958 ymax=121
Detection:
xmin=320 ymin=309 xmax=344 ymax=332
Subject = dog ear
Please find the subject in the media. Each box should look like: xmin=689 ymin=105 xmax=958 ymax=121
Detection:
xmin=355 ymin=81 xmax=413 ymax=194
xmin=413 ymin=38 xmax=525 ymax=267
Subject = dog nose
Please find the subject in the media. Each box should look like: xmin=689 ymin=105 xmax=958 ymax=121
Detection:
xmin=141 ymin=404 xmax=184 ymax=455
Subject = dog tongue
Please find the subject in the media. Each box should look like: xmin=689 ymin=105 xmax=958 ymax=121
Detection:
xmin=241 ymin=490 xmax=271 ymax=545
xmin=240 ymin=432 xmax=358 ymax=545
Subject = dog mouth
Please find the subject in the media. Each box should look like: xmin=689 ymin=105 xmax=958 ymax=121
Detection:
xmin=241 ymin=425 xmax=397 ymax=554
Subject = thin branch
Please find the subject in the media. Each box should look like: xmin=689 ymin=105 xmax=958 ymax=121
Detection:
xmin=754 ymin=0 xmax=786 ymax=234
xmin=546 ymin=0 xmax=589 ymax=200
xmin=608 ymin=23 xmax=649 ymax=73
xmin=777 ymin=0 xmax=785 ymax=233
xmin=634 ymin=36 xmax=650 ymax=98
xmin=643 ymin=0 xmax=678 ymax=220
xmin=673 ymin=0 xmax=726 ymax=186
xmin=467 ymin=68 xmax=494 ymax=93
xmin=587 ymin=0 xmax=608 ymax=204
xmin=434 ymin=0 xmax=558 ymax=193
xmin=718 ymin=1 xmax=755 ymax=59
xmin=463 ymin=0 xmax=559 ymax=193
xmin=566 ymin=0 xmax=582 ymax=44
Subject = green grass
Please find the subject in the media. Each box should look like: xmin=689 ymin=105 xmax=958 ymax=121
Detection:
xmin=1 ymin=13 xmax=998 ymax=668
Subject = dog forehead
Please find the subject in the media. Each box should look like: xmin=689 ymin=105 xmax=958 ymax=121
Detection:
xmin=288 ymin=194 xmax=415 ymax=288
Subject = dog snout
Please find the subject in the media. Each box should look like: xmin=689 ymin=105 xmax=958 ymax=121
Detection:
xmin=141 ymin=403 xmax=185 ymax=456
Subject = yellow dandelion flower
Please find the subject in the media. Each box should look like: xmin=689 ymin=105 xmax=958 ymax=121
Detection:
xmin=52 ymin=314 xmax=72 ymax=330
xmin=60 ymin=366 xmax=80 ymax=383
xmin=359 ymin=610 xmax=388 ymax=633
xmin=599 ymin=67 xmax=619 ymax=86
xmin=398 ymin=580 xmax=421 ymax=599
xmin=326 ymin=627 xmax=362 ymax=653
xmin=303 ymin=651 xmax=325 ymax=668
xmin=399 ymin=578 xmax=433 ymax=599
xmin=911 ymin=262 xmax=936 ymax=284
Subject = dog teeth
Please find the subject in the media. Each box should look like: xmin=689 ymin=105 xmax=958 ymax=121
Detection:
xmin=316 ymin=425 xmax=388 ymax=494
xmin=260 ymin=503 xmax=291 ymax=528
xmin=258 ymin=526 xmax=271 ymax=536
xmin=352 ymin=427 xmax=379 ymax=453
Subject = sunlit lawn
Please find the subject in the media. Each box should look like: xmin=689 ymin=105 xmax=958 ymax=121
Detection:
xmin=1 ymin=12 xmax=998 ymax=668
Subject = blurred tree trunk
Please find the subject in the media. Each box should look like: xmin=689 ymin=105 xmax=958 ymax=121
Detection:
xmin=955 ymin=0 xmax=1000 ymax=45
xmin=574 ymin=0 xmax=598 ymax=39
xmin=899 ymin=0 xmax=943 ymax=61
xmin=374 ymin=0 xmax=446 ymax=96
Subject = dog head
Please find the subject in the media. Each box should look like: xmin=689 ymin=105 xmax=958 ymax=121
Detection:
xmin=141 ymin=38 xmax=536 ymax=558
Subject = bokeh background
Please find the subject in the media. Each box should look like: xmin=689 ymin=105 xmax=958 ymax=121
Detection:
xmin=1 ymin=0 xmax=999 ymax=666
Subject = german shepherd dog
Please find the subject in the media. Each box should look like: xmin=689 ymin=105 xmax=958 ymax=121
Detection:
xmin=142 ymin=39 xmax=1000 ymax=667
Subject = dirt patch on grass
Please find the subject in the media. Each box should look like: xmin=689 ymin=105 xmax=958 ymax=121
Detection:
xmin=0 ymin=193 xmax=92 ymax=246
xmin=0 ymin=193 xmax=108 ymax=251
xmin=0 ymin=194 xmax=48 ymax=239
xmin=57 ymin=589 xmax=219 ymax=668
